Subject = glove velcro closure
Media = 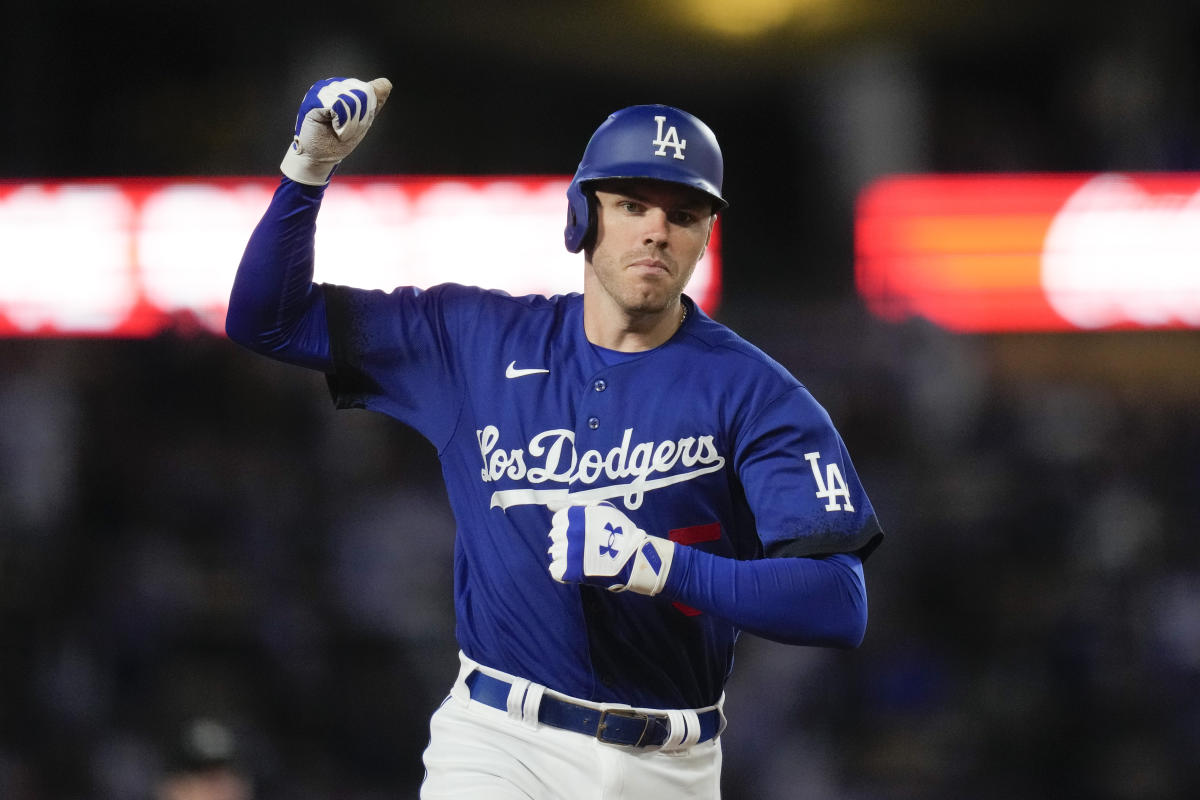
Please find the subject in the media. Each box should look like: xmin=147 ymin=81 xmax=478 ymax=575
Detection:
xmin=613 ymin=536 xmax=675 ymax=596
xmin=280 ymin=140 xmax=338 ymax=186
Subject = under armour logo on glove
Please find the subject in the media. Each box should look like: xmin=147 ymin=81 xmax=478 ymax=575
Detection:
xmin=599 ymin=523 xmax=622 ymax=557
xmin=547 ymin=502 xmax=675 ymax=596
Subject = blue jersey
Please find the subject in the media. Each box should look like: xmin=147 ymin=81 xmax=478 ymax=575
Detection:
xmin=321 ymin=282 xmax=881 ymax=709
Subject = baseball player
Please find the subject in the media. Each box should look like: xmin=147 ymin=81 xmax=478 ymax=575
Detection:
xmin=227 ymin=77 xmax=883 ymax=799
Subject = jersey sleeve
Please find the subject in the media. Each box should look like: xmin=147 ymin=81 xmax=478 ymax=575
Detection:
xmin=225 ymin=177 xmax=335 ymax=371
xmin=664 ymin=549 xmax=869 ymax=647
xmin=734 ymin=385 xmax=883 ymax=560
xmin=322 ymin=282 xmax=478 ymax=450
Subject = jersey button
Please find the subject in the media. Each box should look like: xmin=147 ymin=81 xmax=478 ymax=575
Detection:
xmin=593 ymin=379 xmax=607 ymax=392
xmin=587 ymin=416 xmax=600 ymax=430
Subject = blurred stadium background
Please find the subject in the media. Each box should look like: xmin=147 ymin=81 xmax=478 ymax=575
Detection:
xmin=2 ymin=1 xmax=1199 ymax=797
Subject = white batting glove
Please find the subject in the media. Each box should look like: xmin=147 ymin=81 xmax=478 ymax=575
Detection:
xmin=280 ymin=76 xmax=392 ymax=186
xmin=548 ymin=502 xmax=675 ymax=596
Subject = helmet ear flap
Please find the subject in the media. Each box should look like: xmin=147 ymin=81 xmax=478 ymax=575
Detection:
xmin=564 ymin=181 xmax=595 ymax=253
xmin=578 ymin=190 xmax=599 ymax=253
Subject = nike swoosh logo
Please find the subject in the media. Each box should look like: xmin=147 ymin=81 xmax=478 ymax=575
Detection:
xmin=506 ymin=361 xmax=550 ymax=379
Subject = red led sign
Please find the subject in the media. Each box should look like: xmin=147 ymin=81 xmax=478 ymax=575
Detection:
xmin=855 ymin=173 xmax=1200 ymax=331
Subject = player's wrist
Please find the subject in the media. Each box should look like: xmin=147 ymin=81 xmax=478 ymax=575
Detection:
xmin=280 ymin=143 xmax=343 ymax=185
xmin=615 ymin=533 xmax=675 ymax=596
xmin=656 ymin=541 xmax=692 ymax=599
xmin=278 ymin=174 xmax=331 ymax=199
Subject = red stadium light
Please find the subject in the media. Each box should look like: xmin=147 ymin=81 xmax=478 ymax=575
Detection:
xmin=0 ymin=177 xmax=722 ymax=338
xmin=855 ymin=173 xmax=1200 ymax=332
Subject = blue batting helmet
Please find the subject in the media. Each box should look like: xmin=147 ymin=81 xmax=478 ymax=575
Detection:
xmin=564 ymin=105 xmax=727 ymax=253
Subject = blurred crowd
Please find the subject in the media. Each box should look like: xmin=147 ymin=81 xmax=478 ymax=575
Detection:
xmin=0 ymin=301 xmax=1196 ymax=799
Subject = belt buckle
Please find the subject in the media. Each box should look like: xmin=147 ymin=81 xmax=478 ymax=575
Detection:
xmin=595 ymin=708 xmax=651 ymax=747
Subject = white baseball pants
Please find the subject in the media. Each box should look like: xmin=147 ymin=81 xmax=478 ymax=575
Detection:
xmin=420 ymin=654 xmax=723 ymax=799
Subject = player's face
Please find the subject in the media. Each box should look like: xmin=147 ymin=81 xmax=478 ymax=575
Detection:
xmin=586 ymin=181 xmax=715 ymax=319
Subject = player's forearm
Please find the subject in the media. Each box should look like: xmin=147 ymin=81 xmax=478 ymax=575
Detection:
xmin=226 ymin=178 xmax=334 ymax=369
xmin=663 ymin=549 xmax=868 ymax=648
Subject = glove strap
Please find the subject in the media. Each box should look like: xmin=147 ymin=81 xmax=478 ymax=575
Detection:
xmin=618 ymin=536 xmax=675 ymax=596
xmin=280 ymin=141 xmax=338 ymax=186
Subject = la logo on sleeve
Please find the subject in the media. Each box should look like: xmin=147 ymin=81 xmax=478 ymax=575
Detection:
xmin=804 ymin=452 xmax=854 ymax=512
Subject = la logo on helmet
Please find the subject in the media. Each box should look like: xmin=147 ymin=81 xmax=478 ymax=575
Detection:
xmin=652 ymin=116 xmax=687 ymax=160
